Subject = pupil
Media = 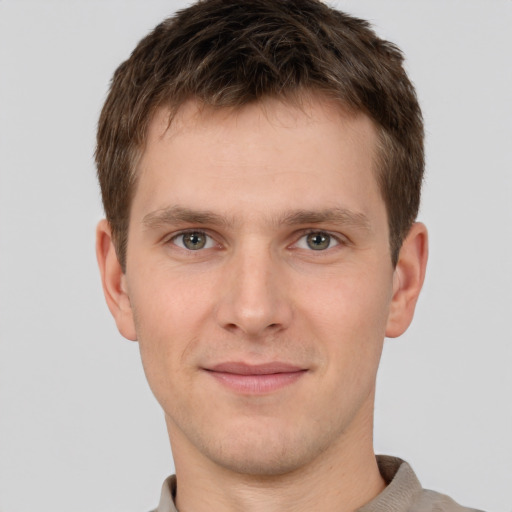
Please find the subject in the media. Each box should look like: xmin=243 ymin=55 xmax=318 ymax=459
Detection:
xmin=184 ymin=232 xmax=205 ymax=250
xmin=307 ymin=233 xmax=330 ymax=250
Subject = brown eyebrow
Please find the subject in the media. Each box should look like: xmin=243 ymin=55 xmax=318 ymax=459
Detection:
xmin=142 ymin=205 xmax=371 ymax=232
xmin=142 ymin=206 xmax=233 ymax=230
xmin=279 ymin=208 xmax=371 ymax=231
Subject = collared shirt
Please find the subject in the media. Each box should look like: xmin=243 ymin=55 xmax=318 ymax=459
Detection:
xmin=152 ymin=455 xmax=484 ymax=512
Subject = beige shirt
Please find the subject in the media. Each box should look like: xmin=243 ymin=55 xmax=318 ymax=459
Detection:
xmin=152 ymin=455 xmax=484 ymax=512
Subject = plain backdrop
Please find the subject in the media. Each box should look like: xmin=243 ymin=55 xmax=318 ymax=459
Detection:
xmin=0 ymin=1 xmax=511 ymax=511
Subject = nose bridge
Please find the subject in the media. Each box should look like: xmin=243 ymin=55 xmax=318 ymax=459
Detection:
xmin=216 ymin=237 xmax=291 ymax=336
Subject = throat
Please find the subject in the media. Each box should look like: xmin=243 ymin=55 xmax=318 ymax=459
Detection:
xmin=173 ymin=449 xmax=386 ymax=512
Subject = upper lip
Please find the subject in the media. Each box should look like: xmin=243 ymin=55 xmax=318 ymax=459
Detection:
xmin=207 ymin=362 xmax=306 ymax=375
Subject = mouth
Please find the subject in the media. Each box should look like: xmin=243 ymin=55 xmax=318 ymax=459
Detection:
xmin=203 ymin=362 xmax=307 ymax=394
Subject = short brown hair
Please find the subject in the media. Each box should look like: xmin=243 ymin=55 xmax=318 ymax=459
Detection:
xmin=96 ymin=0 xmax=423 ymax=270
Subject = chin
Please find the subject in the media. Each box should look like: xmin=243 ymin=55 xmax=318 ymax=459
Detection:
xmin=212 ymin=447 xmax=309 ymax=477
xmin=198 ymin=423 xmax=333 ymax=477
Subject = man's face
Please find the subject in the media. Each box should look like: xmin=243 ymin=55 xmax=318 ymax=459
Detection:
xmin=114 ymin=98 xmax=402 ymax=475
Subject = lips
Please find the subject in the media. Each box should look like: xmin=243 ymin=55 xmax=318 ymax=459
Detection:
xmin=204 ymin=362 xmax=307 ymax=394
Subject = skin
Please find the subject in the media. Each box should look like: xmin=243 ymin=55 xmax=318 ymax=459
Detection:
xmin=97 ymin=96 xmax=428 ymax=512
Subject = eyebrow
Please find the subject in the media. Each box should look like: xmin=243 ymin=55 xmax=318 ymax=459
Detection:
xmin=142 ymin=206 xmax=232 ymax=229
xmin=280 ymin=208 xmax=371 ymax=231
xmin=142 ymin=205 xmax=371 ymax=232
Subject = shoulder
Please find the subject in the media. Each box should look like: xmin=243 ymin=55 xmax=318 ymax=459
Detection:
xmin=412 ymin=489 xmax=485 ymax=512
xmin=359 ymin=456 xmax=485 ymax=512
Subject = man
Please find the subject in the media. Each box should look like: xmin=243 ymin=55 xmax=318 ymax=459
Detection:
xmin=95 ymin=1 xmax=482 ymax=510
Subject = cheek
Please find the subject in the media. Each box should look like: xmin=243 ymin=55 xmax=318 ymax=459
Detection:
xmin=296 ymin=266 xmax=392 ymax=382
xmin=299 ymin=265 xmax=393 ymax=337
xmin=129 ymin=261 xmax=215 ymax=335
xmin=127 ymin=274 xmax=209 ymax=392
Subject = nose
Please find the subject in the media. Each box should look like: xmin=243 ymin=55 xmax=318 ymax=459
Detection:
xmin=215 ymin=241 xmax=293 ymax=338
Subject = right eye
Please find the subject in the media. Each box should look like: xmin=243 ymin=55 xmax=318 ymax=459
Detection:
xmin=171 ymin=231 xmax=216 ymax=251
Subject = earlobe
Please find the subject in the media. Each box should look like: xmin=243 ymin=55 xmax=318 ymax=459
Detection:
xmin=385 ymin=222 xmax=428 ymax=338
xmin=96 ymin=219 xmax=137 ymax=341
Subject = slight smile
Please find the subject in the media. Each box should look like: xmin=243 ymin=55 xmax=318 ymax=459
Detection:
xmin=204 ymin=362 xmax=308 ymax=394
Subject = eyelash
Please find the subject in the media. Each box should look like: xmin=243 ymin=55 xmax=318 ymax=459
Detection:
xmin=293 ymin=230 xmax=346 ymax=251
xmin=166 ymin=229 xmax=347 ymax=253
xmin=167 ymin=230 xmax=217 ymax=251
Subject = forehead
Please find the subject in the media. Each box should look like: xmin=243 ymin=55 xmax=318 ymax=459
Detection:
xmin=148 ymin=96 xmax=376 ymax=152
xmin=133 ymin=97 xmax=384 ymax=226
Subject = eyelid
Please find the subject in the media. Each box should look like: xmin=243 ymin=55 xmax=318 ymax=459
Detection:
xmin=162 ymin=228 xmax=348 ymax=251
xmin=291 ymin=229 xmax=348 ymax=250
xmin=166 ymin=229 xmax=219 ymax=250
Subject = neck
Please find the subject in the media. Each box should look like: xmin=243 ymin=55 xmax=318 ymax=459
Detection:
xmin=167 ymin=400 xmax=385 ymax=512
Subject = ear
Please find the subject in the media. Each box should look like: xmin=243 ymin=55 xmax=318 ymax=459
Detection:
xmin=385 ymin=222 xmax=428 ymax=338
xmin=96 ymin=219 xmax=137 ymax=341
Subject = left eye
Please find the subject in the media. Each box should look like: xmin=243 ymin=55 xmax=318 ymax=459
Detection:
xmin=295 ymin=232 xmax=339 ymax=251
xmin=171 ymin=231 xmax=216 ymax=251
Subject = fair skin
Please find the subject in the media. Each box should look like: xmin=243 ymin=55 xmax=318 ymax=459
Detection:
xmin=97 ymin=97 xmax=428 ymax=512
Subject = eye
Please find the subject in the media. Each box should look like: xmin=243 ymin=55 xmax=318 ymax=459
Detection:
xmin=171 ymin=231 xmax=216 ymax=251
xmin=295 ymin=231 xmax=339 ymax=251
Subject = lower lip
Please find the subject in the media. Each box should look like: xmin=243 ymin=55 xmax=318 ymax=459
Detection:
xmin=206 ymin=370 xmax=306 ymax=394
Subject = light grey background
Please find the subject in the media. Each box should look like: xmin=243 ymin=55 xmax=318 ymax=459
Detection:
xmin=0 ymin=1 xmax=510 ymax=511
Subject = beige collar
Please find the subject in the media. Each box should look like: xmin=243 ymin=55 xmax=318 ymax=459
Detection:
xmin=153 ymin=456 xmax=421 ymax=512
